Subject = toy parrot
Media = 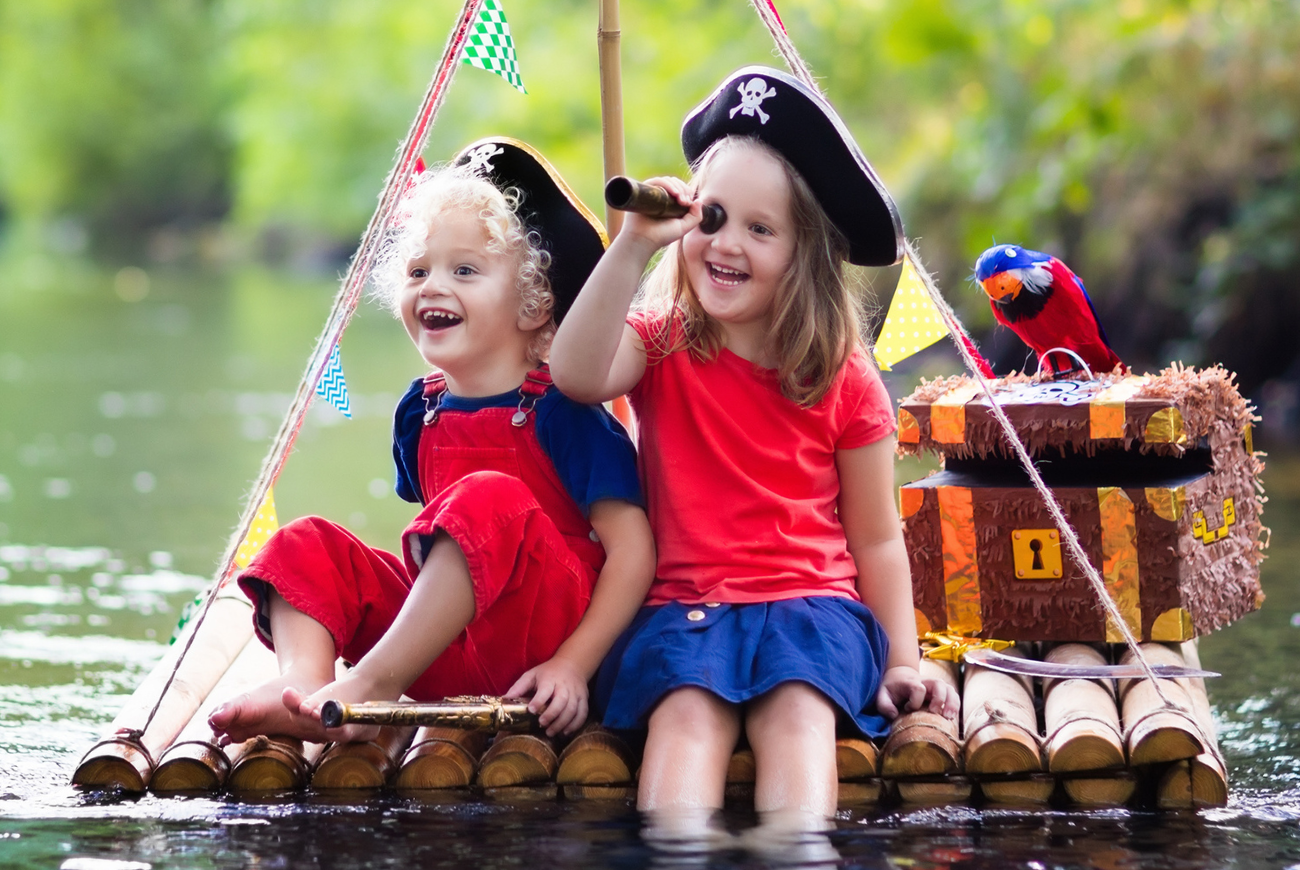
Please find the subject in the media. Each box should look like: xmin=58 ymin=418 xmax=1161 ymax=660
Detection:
xmin=974 ymin=244 xmax=1125 ymax=377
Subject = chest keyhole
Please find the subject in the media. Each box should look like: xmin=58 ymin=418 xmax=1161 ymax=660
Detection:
xmin=1029 ymin=538 xmax=1044 ymax=571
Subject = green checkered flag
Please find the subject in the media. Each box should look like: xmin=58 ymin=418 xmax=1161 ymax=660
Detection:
xmin=458 ymin=0 xmax=527 ymax=94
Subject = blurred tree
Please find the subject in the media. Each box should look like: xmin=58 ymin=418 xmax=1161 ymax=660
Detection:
xmin=2 ymin=0 xmax=1299 ymax=388
xmin=0 ymin=0 xmax=231 ymax=254
xmin=215 ymin=0 xmax=772 ymax=238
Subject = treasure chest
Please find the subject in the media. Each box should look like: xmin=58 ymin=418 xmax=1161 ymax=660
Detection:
xmin=897 ymin=366 xmax=1266 ymax=643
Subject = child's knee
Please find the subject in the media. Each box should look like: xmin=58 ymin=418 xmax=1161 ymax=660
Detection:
xmin=443 ymin=470 xmax=535 ymax=507
xmin=749 ymin=682 xmax=835 ymax=735
xmin=651 ymin=687 xmax=738 ymax=734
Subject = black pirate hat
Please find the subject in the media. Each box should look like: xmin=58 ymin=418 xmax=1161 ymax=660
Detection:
xmin=452 ymin=137 xmax=608 ymax=323
xmin=681 ymin=66 xmax=903 ymax=267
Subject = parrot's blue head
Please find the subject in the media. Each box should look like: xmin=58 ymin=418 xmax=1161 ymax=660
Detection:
xmin=974 ymin=244 xmax=1053 ymax=304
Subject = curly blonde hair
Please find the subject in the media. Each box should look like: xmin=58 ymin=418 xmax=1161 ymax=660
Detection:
xmin=371 ymin=164 xmax=555 ymax=363
xmin=638 ymin=136 xmax=864 ymax=407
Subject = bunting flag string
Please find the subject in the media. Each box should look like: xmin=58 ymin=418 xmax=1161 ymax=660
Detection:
xmin=749 ymin=0 xmax=1177 ymax=704
xmin=459 ymin=0 xmax=527 ymax=94
xmin=315 ymin=343 xmax=352 ymax=418
xmin=873 ymin=253 xmax=950 ymax=371
xmin=130 ymin=0 xmax=490 ymax=740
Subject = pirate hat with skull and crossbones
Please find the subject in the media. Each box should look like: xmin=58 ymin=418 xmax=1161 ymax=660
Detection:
xmin=681 ymin=66 xmax=903 ymax=267
xmin=451 ymin=137 xmax=608 ymax=324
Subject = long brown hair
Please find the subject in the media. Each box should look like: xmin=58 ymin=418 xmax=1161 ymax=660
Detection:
xmin=639 ymin=136 xmax=864 ymax=406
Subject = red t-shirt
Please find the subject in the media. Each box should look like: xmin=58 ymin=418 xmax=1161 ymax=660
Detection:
xmin=627 ymin=313 xmax=896 ymax=605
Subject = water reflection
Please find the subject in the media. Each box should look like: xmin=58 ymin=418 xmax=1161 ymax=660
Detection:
xmin=642 ymin=807 xmax=736 ymax=867
xmin=738 ymin=810 xmax=839 ymax=868
xmin=3 ymin=799 xmax=1299 ymax=870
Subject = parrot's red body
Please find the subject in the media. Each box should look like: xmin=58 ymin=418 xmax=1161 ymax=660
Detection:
xmin=974 ymin=244 xmax=1124 ymax=376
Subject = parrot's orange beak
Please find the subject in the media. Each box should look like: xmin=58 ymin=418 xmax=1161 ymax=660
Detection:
xmin=982 ymin=272 xmax=1022 ymax=302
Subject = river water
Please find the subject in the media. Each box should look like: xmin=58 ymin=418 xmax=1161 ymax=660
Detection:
xmin=1 ymin=256 xmax=1298 ymax=869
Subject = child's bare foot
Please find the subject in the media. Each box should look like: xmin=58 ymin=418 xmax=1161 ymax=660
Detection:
xmin=283 ymin=667 xmax=404 ymax=744
xmin=208 ymin=673 xmax=331 ymax=746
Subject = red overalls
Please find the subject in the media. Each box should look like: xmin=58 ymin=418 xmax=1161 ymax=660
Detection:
xmin=238 ymin=367 xmax=606 ymax=699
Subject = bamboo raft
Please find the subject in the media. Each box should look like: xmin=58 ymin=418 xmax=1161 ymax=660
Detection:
xmin=64 ymin=0 xmax=1248 ymax=817
xmin=72 ymin=628 xmax=1227 ymax=809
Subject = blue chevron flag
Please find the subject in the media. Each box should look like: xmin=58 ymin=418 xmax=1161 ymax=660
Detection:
xmin=316 ymin=344 xmax=352 ymax=418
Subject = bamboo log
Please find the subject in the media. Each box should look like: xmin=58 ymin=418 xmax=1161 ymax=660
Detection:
xmin=1042 ymin=644 xmax=1125 ymax=774
xmin=1062 ymin=771 xmax=1138 ymax=808
xmin=227 ymin=736 xmax=321 ymax=792
xmin=962 ymin=647 xmax=1042 ymax=775
xmin=978 ymin=773 xmax=1055 ymax=806
xmin=1118 ymin=644 xmax=1202 ymax=766
xmin=148 ymin=736 xmax=230 ymax=796
xmin=72 ymin=593 xmax=254 ymax=792
xmin=895 ymin=777 xmax=973 ymax=805
xmin=1155 ymin=641 xmax=1227 ymax=808
xmin=726 ymin=749 xmax=755 ymax=783
xmin=394 ymin=726 xmax=490 ymax=789
xmin=1178 ymin=641 xmax=1220 ymax=747
xmin=1178 ymin=641 xmax=1221 ymax=754
xmin=881 ymin=659 xmax=962 ymax=777
xmin=312 ymin=726 xmax=416 ymax=789
xmin=1157 ymin=754 xmax=1229 ymax=809
xmin=836 ymin=780 xmax=883 ymax=807
xmin=556 ymin=724 xmax=635 ymax=785
xmin=834 ymin=738 xmax=879 ymax=781
xmin=881 ymin=712 xmax=961 ymax=778
xmin=597 ymin=0 xmax=625 ymax=238
xmin=150 ymin=639 xmax=277 ymax=794
xmin=477 ymin=733 xmax=559 ymax=787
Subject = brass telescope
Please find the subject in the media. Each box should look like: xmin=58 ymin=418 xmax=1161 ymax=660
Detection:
xmin=320 ymin=696 xmax=539 ymax=731
xmin=604 ymin=176 xmax=726 ymax=234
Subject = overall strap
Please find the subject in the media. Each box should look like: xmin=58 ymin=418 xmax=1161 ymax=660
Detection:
xmin=423 ymin=367 xmax=551 ymax=427
xmin=422 ymin=371 xmax=448 ymax=425
xmin=512 ymin=364 xmax=553 ymax=427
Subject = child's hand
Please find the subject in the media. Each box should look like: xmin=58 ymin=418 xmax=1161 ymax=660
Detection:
xmin=618 ymin=176 xmax=702 ymax=252
xmin=876 ymin=666 xmax=960 ymax=721
xmin=505 ymin=657 xmax=590 ymax=737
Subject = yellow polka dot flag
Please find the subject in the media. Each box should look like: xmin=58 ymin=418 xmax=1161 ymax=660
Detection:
xmin=873 ymin=253 xmax=950 ymax=371
xmin=234 ymin=489 xmax=279 ymax=569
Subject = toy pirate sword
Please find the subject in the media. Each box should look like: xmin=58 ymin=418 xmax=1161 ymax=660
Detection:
xmin=963 ymin=648 xmax=1219 ymax=680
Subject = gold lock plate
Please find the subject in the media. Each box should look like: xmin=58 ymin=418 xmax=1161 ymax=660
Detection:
xmin=1192 ymin=496 xmax=1236 ymax=545
xmin=1011 ymin=529 xmax=1062 ymax=579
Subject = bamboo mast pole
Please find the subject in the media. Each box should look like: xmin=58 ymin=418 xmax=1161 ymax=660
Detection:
xmin=598 ymin=0 xmax=626 ymax=239
xmin=597 ymin=0 xmax=636 ymax=431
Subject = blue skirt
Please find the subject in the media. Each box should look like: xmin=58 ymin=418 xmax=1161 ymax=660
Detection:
xmin=593 ymin=596 xmax=891 ymax=738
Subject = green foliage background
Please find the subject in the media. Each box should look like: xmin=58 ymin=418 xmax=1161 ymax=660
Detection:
xmin=2 ymin=0 xmax=1299 ymax=388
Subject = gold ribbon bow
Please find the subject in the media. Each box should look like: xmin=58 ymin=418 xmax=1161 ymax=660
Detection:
xmin=920 ymin=631 xmax=1015 ymax=662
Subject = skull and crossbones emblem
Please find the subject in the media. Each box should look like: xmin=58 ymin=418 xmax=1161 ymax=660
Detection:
xmin=729 ymin=77 xmax=778 ymax=124
xmin=462 ymin=143 xmax=505 ymax=177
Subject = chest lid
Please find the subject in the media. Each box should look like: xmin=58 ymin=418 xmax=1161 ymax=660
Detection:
xmin=896 ymin=364 xmax=1255 ymax=463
